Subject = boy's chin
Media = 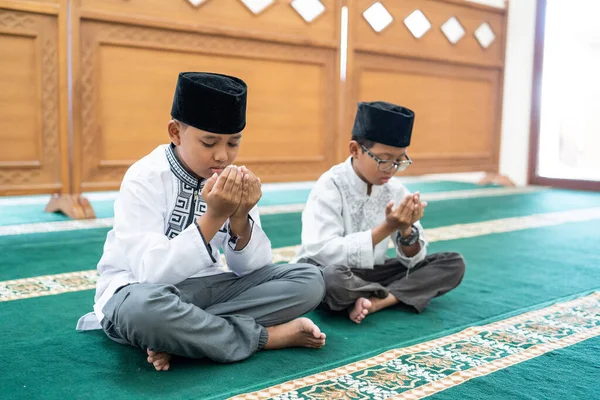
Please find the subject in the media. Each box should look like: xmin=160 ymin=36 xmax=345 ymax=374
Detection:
xmin=375 ymin=176 xmax=392 ymax=185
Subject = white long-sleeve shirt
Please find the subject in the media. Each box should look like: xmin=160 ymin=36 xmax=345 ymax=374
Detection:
xmin=76 ymin=144 xmax=272 ymax=330
xmin=294 ymin=157 xmax=427 ymax=269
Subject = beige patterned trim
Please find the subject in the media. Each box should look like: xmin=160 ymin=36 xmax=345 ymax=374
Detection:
xmin=0 ymin=271 xmax=97 ymax=301
xmin=0 ymin=218 xmax=115 ymax=236
xmin=2 ymin=207 xmax=600 ymax=302
xmin=253 ymin=187 xmax=545 ymax=216
xmin=259 ymin=204 xmax=305 ymax=215
xmin=420 ymin=185 xmax=542 ymax=201
xmin=392 ymin=328 xmax=600 ymax=399
xmin=230 ymin=292 xmax=600 ymax=399
xmin=0 ymin=187 xmax=545 ymax=236
xmin=423 ymin=206 xmax=600 ymax=243
xmin=271 ymin=207 xmax=600 ymax=263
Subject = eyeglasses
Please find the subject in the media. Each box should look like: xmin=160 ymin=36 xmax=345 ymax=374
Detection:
xmin=361 ymin=145 xmax=412 ymax=172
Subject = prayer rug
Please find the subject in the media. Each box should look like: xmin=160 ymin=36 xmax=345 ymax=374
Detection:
xmin=231 ymin=292 xmax=600 ymax=399
xmin=1 ymin=185 xmax=599 ymax=400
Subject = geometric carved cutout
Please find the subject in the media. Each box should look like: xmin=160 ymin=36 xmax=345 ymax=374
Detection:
xmin=363 ymin=2 xmax=393 ymax=33
xmin=441 ymin=17 xmax=466 ymax=45
xmin=291 ymin=0 xmax=326 ymax=23
xmin=474 ymin=22 xmax=496 ymax=49
xmin=239 ymin=0 xmax=275 ymax=15
xmin=404 ymin=9 xmax=431 ymax=39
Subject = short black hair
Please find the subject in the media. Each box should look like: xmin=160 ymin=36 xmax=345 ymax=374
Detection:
xmin=174 ymin=119 xmax=188 ymax=132
xmin=352 ymin=135 xmax=375 ymax=150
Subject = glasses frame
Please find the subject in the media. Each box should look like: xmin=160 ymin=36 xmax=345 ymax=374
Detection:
xmin=360 ymin=145 xmax=412 ymax=172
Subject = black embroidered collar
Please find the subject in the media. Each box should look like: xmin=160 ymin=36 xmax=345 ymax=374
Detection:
xmin=165 ymin=143 xmax=205 ymax=189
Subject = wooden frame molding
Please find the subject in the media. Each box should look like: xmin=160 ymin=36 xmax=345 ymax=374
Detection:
xmin=345 ymin=0 xmax=508 ymax=178
xmin=70 ymin=1 xmax=342 ymax=192
xmin=528 ymin=0 xmax=600 ymax=191
xmin=0 ymin=4 xmax=65 ymax=195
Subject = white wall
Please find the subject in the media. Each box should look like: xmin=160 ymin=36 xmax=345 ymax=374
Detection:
xmin=465 ymin=0 xmax=537 ymax=186
xmin=498 ymin=0 xmax=537 ymax=186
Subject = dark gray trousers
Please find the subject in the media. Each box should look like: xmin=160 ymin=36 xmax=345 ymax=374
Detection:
xmin=305 ymin=252 xmax=465 ymax=313
xmin=100 ymin=263 xmax=325 ymax=363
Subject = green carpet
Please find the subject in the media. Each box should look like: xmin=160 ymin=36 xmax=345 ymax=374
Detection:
xmin=0 ymin=200 xmax=116 ymax=226
xmin=2 ymin=185 xmax=599 ymax=400
xmin=400 ymin=181 xmax=499 ymax=193
xmin=1 ymin=189 xmax=599 ymax=282
xmin=0 ymin=181 xmax=498 ymax=226
xmin=232 ymin=188 xmax=600 ymax=250
xmin=2 ymin=220 xmax=600 ymax=400
xmin=429 ymin=335 xmax=600 ymax=400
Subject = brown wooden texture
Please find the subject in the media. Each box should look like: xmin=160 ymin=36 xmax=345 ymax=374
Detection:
xmin=345 ymin=0 xmax=507 ymax=176
xmin=1 ymin=0 xmax=510 ymax=195
xmin=80 ymin=0 xmax=339 ymax=47
xmin=0 ymin=3 xmax=65 ymax=195
xmin=72 ymin=0 xmax=341 ymax=191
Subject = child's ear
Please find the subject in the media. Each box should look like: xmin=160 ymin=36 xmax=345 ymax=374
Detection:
xmin=349 ymin=140 xmax=360 ymax=157
xmin=167 ymin=120 xmax=182 ymax=145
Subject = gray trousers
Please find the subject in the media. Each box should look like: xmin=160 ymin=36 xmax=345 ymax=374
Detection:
xmin=304 ymin=252 xmax=465 ymax=313
xmin=100 ymin=263 xmax=325 ymax=363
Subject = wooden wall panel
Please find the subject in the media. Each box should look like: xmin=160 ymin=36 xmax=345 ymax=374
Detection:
xmin=74 ymin=0 xmax=340 ymax=191
xmin=345 ymin=0 xmax=507 ymax=175
xmin=354 ymin=54 xmax=500 ymax=173
xmin=80 ymin=0 xmax=339 ymax=47
xmin=0 ymin=0 xmax=509 ymax=196
xmin=354 ymin=0 xmax=505 ymax=67
xmin=0 ymin=7 xmax=64 ymax=195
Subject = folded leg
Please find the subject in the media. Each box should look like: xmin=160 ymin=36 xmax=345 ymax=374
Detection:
xmin=101 ymin=283 xmax=266 ymax=363
xmin=356 ymin=252 xmax=466 ymax=313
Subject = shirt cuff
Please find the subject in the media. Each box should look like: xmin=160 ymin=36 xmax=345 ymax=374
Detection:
xmin=396 ymin=239 xmax=427 ymax=268
xmin=193 ymin=218 xmax=216 ymax=263
xmin=227 ymin=215 xmax=255 ymax=252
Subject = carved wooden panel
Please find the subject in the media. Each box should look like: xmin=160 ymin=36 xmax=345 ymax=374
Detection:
xmin=353 ymin=0 xmax=506 ymax=67
xmin=342 ymin=0 xmax=507 ymax=175
xmin=75 ymin=20 xmax=338 ymax=191
xmin=80 ymin=0 xmax=339 ymax=47
xmin=348 ymin=52 xmax=502 ymax=175
xmin=0 ymin=9 xmax=62 ymax=195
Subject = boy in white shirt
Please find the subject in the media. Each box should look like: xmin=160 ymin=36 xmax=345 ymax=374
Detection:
xmin=77 ymin=72 xmax=326 ymax=370
xmin=295 ymin=101 xmax=465 ymax=324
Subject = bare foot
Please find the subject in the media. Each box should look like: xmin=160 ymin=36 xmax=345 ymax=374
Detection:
xmin=368 ymin=293 xmax=399 ymax=314
xmin=349 ymin=297 xmax=372 ymax=324
xmin=264 ymin=317 xmax=326 ymax=350
xmin=147 ymin=349 xmax=171 ymax=371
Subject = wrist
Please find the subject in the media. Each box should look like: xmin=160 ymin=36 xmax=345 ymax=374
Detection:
xmin=196 ymin=213 xmax=227 ymax=243
xmin=230 ymin=213 xmax=249 ymax=222
xmin=202 ymin=211 xmax=228 ymax=226
xmin=229 ymin=215 xmax=250 ymax=237
xmin=399 ymin=226 xmax=413 ymax=238
xmin=380 ymin=221 xmax=398 ymax=236
xmin=398 ymin=225 xmax=419 ymax=247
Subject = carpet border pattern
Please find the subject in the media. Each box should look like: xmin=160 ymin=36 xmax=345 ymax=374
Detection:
xmin=2 ymin=208 xmax=600 ymax=302
xmin=0 ymin=187 xmax=543 ymax=236
xmin=230 ymin=292 xmax=600 ymax=400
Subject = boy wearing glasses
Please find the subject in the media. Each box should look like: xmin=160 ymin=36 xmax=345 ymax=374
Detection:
xmin=295 ymin=101 xmax=465 ymax=323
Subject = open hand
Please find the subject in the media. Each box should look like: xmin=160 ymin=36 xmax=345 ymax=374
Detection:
xmin=385 ymin=192 xmax=428 ymax=236
xmin=201 ymin=165 xmax=243 ymax=221
xmin=231 ymin=166 xmax=262 ymax=220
